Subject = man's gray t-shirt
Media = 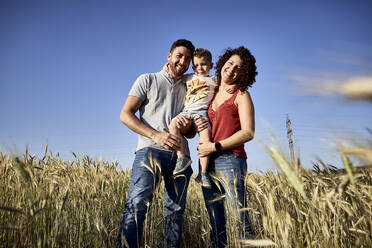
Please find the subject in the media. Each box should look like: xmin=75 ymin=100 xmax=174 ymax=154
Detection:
xmin=128 ymin=70 xmax=190 ymax=156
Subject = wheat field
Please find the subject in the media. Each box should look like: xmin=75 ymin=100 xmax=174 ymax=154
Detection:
xmin=1 ymin=139 xmax=371 ymax=247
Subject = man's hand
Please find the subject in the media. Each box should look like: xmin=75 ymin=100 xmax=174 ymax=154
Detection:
xmin=152 ymin=131 xmax=181 ymax=150
xmin=193 ymin=116 xmax=209 ymax=133
xmin=162 ymin=62 xmax=169 ymax=73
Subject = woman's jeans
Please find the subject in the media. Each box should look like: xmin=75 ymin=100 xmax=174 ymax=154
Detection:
xmin=117 ymin=147 xmax=192 ymax=248
xmin=202 ymin=151 xmax=254 ymax=248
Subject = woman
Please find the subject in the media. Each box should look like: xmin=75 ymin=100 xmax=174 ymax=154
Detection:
xmin=197 ymin=46 xmax=257 ymax=247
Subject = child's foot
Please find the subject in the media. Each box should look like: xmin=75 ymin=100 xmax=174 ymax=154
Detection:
xmin=201 ymin=172 xmax=212 ymax=189
xmin=195 ymin=172 xmax=212 ymax=188
xmin=173 ymin=156 xmax=192 ymax=175
xmin=195 ymin=172 xmax=202 ymax=185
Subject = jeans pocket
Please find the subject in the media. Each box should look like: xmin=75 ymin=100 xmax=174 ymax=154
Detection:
xmin=218 ymin=151 xmax=238 ymax=159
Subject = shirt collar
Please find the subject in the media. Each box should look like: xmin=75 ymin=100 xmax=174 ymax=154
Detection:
xmin=160 ymin=70 xmax=183 ymax=84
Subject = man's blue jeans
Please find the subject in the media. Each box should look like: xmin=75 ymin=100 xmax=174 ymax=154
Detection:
xmin=202 ymin=151 xmax=254 ymax=248
xmin=117 ymin=147 xmax=192 ymax=248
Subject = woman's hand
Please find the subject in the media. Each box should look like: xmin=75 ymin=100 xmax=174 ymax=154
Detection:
xmin=193 ymin=116 xmax=208 ymax=133
xmin=198 ymin=141 xmax=215 ymax=157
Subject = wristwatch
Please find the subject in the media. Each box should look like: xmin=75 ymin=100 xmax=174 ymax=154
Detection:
xmin=215 ymin=142 xmax=222 ymax=153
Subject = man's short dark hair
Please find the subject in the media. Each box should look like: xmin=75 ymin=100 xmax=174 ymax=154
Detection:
xmin=170 ymin=39 xmax=195 ymax=54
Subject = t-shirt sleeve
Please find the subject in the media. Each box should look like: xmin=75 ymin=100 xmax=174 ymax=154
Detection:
xmin=210 ymin=75 xmax=218 ymax=86
xmin=128 ymin=74 xmax=149 ymax=100
xmin=182 ymin=73 xmax=194 ymax=83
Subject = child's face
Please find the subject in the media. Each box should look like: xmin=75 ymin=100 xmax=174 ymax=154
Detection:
xmin=192 ymin=56 xmax=212 ymax=77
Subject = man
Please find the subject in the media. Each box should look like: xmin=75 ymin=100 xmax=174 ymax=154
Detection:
xmin=117 ymin=39 xmax=199 ymax=248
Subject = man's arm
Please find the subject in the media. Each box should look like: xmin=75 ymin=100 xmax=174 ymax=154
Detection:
xmin=120 ymin=95 xmax=181 ymax=150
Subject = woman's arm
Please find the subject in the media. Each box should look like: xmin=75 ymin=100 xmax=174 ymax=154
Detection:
xmin=198 ymin=91 xmax=255 ymax=156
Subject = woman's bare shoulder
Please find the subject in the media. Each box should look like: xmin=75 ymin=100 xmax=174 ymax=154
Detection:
xmin=236 ymin=90 xmax=251 ymax=99
xmin=236 ymin=90 xmax=253 ymax=105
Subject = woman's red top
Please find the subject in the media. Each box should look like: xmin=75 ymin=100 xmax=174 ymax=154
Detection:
xmin=208 ymin=90 xmax=247 ymax=159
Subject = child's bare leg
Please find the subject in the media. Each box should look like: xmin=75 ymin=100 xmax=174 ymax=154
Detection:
xmin=199 ymin=127 xmax=210 ymax=172
xmin=168 ymin=118 xmax=184 ymax=156
xmin=170 ymin=117 xmax=192 ymax=175
xmin=198 ymin=126 xmax=212 ymax=188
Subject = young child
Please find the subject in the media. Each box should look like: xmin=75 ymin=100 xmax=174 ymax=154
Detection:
xmin=167 ymin=48 xmax=216 ymax=188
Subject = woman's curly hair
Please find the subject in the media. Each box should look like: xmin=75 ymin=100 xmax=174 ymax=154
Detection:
xmin=215 ymin=46 xmax=257 ymax=91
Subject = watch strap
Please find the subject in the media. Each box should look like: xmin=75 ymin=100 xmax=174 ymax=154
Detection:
xmin=215 ymin=142 xmax=222 ymax=153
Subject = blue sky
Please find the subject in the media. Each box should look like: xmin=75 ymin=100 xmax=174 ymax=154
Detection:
xmin=1 ymin=0 xmax=371 ymax=172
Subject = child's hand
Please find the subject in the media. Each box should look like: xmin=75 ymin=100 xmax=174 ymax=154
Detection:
xmin=162 ymin=62 xmax=169 ymax=72
xmin=175 ymin=115 xmax=192 ymax=130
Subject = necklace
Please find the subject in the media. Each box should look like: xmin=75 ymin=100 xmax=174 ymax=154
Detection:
xmin=219 ymin=85 xmax=237 ymax=94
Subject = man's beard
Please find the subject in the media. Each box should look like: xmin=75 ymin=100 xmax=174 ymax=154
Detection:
xmin=169 ymin=61 xmax=185 ymax=78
